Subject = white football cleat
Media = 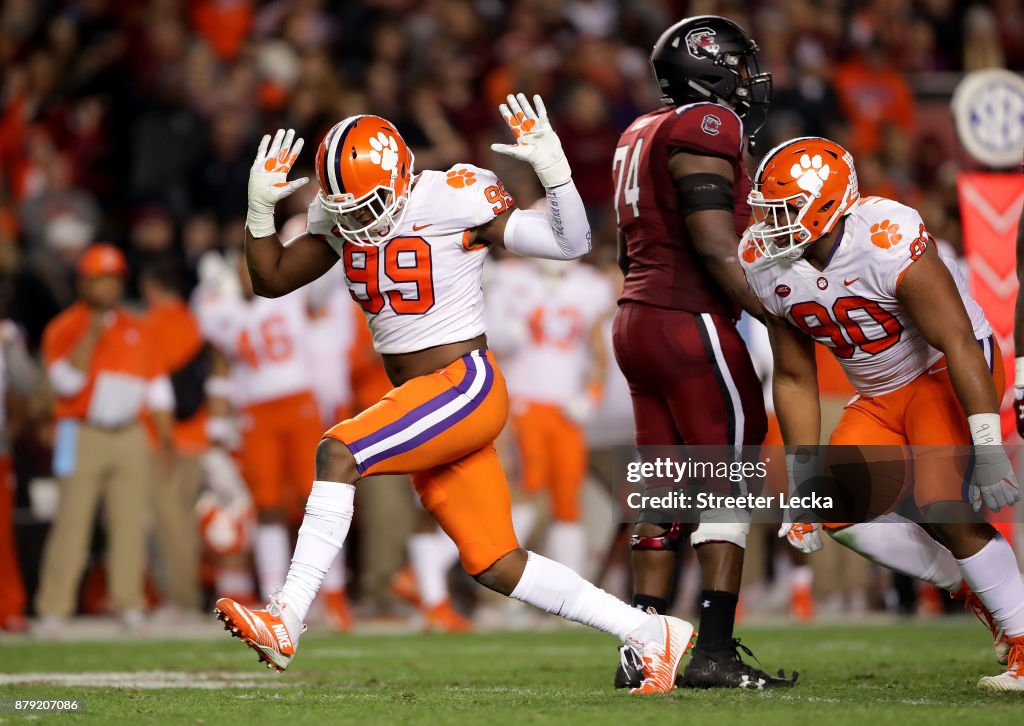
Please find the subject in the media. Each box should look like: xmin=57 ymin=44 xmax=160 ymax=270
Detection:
xmin=977 ymin=636 xmax=1024 ymax=692
xmin=628 ymin=615 xmax=696 ymax=695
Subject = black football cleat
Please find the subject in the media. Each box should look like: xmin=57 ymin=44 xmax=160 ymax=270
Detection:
xmin=614 ymin=644 xmax=687 ymax=689
xmin=614 ymin=644 xmax=643 ymax=689
xmin=679 ymin=638 xmax=798 ymax=690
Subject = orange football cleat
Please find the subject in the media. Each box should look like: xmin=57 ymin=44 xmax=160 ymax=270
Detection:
xmin=953 ymin=583 xmax=1009 ymax=665
xmin=423 ymin=599 xmax=472 ymax=633
xmin=214 ymin=596 xmax=301 ymax=672
xmin=324 ymin=589 xmax=354 ymax=633
xmin=390 ymin=566 xmax=421 ymax=607
xmin=629 ymin=615 xmax=696 ymax=695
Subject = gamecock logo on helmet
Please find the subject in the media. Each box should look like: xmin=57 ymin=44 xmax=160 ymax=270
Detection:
xmin=685 ymin=28 xmax=719 ymax=59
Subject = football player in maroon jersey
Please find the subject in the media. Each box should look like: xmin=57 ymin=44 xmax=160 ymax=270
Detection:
xmin=611 ymin=15 xmax=795 ymax=689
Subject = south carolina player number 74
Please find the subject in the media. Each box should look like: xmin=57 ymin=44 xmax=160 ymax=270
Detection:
xmin=612 ymin=139 xmax=644 ymax=221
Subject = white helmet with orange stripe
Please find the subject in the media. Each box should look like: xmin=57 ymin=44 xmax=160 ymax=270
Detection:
xmin=315 ymin=115 xmax=415 ymax=246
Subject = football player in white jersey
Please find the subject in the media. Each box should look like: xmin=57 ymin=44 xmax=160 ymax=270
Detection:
xmin=486 ymin=255 xmax=613 ymax=575
xmin=740 ymin=136 xmax=1024 ymax=691
xmin=213 ymin=95 xmax=695 ymax=694
xmin=197 ymin=254 xmax=351 ymax=630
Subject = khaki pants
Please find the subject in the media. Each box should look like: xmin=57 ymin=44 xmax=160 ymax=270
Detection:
xmin=36 ymin=424 xmax=152 ymax=618
xmin=356 ymin=474 xmax=414 ymax=610
xmin=152 ymin=453 xmax=203 ymax=611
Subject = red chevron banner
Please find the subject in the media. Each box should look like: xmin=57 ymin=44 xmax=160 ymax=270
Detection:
xmin=957 ymin=172 xmax=1024 ymax=440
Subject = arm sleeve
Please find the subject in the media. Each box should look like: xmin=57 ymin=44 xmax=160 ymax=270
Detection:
xmin=501 ymin=181 xmax=592 ymax=260
xmin=48 ymin=358 xmax=88 ymax=396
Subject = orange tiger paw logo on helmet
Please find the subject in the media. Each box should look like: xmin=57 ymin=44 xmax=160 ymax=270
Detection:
xmin=446 ymin=169 xmax=477 ymax=188
xmin=870 ymin=220 xmax=902 ymax=249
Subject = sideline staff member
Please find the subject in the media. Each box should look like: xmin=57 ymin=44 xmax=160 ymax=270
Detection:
xmin=36 ymin=244 xmax=174 ymax=630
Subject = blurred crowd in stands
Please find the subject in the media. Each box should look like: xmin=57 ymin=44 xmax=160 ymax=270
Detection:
xmin=1 ymin=0 xmax=1023 ymax=634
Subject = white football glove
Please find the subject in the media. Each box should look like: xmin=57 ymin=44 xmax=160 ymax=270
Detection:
xmin=779 ymin=449 xmax=824 ymax=553
xmin=491 ymin=93 xmax=572 ymax=189
xmin=778 ymin=522 xmax=823 ymax=554
xmin=969 ymin=444 xmax=1020 ymax=513
xmin=246 ymin=128 xmax=308 ymax=238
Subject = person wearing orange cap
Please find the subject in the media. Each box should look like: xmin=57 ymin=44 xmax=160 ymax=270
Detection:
xmin=35 ymin=243 xmax=175 ymax=634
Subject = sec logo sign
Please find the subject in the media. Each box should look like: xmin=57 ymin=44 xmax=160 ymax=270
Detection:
xmin=952 ymin=69 xmax=1024 ymax=169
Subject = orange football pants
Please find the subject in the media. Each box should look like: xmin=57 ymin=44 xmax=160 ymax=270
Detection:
xmin=829 ymin=336 xmax=1004 ymax=510
xmin=0 ymin=456 xmax=26 ymax=620
xmin=324 ymin=349 xmax=519 ymax=575
xmin=239 ymin=391 xmax=322 ymax=514
xmin=511 ymin=400 xmax=587 ymax=522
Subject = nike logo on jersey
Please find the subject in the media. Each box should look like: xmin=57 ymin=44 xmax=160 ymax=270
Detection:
xmin=412 ymin=223 xmax=433 ymax=231
xmin=844 ymin=277 xmax=860 ymax=286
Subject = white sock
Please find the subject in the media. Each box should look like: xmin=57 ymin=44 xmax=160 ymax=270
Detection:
xmin=323 ymin=554 xmax=347 ymax=593
xmin=792 ymin=565 xmax=813 ymax=589
xmin=509 ymin=551 xmax=658 ymax=642
xmin=278 ymin=481 xmax=356 ymax=636
xmin=409 ymin=532 xmax=457 ymax=608
xmin=254 ymin=523 xmax=290 ymax=600
xmin=956 ymin=533 xmax=1024 ymax=638
xmin=546 ymin=521 xmax=586 ymax=575
xmin=511 ymin=502 xmax=538 ymax=544
xmin=829 ymin=513 xmax=962 ymax=591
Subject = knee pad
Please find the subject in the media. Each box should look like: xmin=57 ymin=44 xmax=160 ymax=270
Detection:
xmin=689 ymin=509 xmax=750 ymax=549
xmin=630 ymin=523 xmax=686 ymax=552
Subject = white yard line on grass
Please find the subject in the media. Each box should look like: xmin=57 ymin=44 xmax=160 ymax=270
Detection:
xmin=0 ymin=672 xmax=296 ymax=689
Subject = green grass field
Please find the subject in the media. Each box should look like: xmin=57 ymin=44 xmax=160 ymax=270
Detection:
xmin=0 ymin=619 xmax=1019 ymax=724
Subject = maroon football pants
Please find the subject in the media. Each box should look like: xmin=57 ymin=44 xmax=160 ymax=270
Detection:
xmin=612 ymin=302 xmax=767 ymax=449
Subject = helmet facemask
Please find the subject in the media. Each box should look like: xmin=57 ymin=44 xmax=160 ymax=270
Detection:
xmin=318 ymin=155 xmax=414 ymax=247
xmin=747 ymin=191 xmax=819 ymax=261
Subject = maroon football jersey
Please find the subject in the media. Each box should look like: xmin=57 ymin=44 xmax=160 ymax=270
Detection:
xmin=614 ymin=102 xmax=752 ymax=316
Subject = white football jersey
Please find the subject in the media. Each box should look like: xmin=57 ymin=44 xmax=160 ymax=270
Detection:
xmin=196 ymin=288 xmax=314 ymax=407
xmin=307 ymin=163 xmax=514 ymax=354
xmin=487 ymin=259 xmax=614 ymax=405
xmin=742 ymin=196 xmax=991 ymax=397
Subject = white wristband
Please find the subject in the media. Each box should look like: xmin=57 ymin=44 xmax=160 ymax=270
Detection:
xmin=246 ymin=203 xmax=276 ymax=239
xmin=967 ymin=412 xmax=1002 ymax=445
xmin=1016 ymin=356 xmax=1024 ymax=388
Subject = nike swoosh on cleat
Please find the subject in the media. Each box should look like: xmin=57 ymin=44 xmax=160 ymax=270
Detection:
xmin=412 ymin=223 xmax=432 ymax=231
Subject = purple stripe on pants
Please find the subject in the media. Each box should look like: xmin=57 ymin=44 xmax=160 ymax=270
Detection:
xmin=356 ymin=351 xmax=494 ymax=474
